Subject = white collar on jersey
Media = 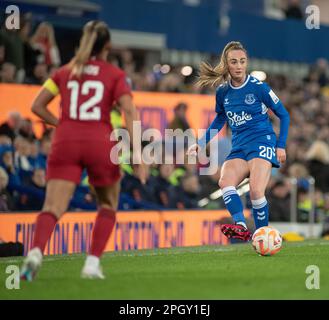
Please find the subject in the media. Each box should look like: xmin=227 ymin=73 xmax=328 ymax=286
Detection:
xmin=229 ymin=74 xmax=250 ymax=90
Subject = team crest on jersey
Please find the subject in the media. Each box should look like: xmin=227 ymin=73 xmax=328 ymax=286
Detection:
xmin=245 ymin=94 xmax=256 ymax=105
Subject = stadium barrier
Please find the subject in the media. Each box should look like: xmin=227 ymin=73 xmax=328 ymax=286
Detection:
xmin=0 ymin=210 xmax=235 ymax=256
xmin=0 ymin=84 xmax=225 ymax=137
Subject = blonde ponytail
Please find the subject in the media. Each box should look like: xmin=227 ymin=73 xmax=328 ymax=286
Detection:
xmin=69 ymin=21 xmax=101 ymax=77
xmin=197 ymin=60 xmax=227 ymax=88
xmin=196 ymin=41 xmax=247 ymax=88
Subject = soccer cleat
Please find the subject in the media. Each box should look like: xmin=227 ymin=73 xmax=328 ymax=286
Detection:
xmin=221 ymin=224 xmax=252 ymax=241
xmin=20 ymin=247 xmax=43 ymax=281
xmin=81 ymin=265 xmax=105 ymax=280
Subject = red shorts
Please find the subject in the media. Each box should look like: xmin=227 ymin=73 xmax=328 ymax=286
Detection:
xmin=47 ymin=139 xmax=121 ymax=187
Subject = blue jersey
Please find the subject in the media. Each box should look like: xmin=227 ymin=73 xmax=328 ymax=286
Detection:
xmin=199 ymin=75 xmax=290 ymax=149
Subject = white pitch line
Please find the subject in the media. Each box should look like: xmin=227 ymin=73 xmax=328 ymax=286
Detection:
xmin=0 ymin=246 xmax=235 ymax=265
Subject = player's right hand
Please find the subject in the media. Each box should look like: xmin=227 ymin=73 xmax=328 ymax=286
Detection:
xmin=186 ymin=143 xmax=199 ymax=156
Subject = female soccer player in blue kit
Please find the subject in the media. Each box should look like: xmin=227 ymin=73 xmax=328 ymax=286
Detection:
xmin=188 ymin=41 xmax=290 ymax=241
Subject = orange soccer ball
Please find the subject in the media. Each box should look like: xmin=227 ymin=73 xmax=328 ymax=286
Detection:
xmin=252 ymin=226 xmax=282 ymax=256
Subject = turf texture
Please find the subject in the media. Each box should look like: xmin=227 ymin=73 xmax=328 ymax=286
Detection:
xmin=0 ymin=240 xmax=328 ymax=300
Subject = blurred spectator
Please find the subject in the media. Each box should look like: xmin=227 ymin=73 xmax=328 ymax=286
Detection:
xmin=19 ymin=168 xmax=46 ymax=210
xmin=167 ymin=102 xmax=194 ymax=149
xmin=30 ymin=22 xmax=61 ymax=68
xmin=121 ymin=164 xmax=156 ymax=204
xmin=284 ymin=0 xmax=303 ymax=20
xmin=178 ymin=173 xmax=201 ymax=209
xmin=0 ymin=21 xmax=25 ymax=81
xmin=25 ymin=62 xmax=48 ymax=85
xmin=19 ymin=118 xmax=37 ymax=140
xmin=0 ymin=167 xmax=15 ymax=211
xmin=310 ymin=59 xmax=329 ymax=88
xmin=28 ymin=139 xmax=40 ymax=170
xmin=150 ymin=163 xmax=178 ymax=208
xmin=0 ymin=62 xmax=16 ymax=83
xmin=29 ymin=168 xmax=46 ymax=189
xmin=305 ymin=140 xmax=329 ymax=193
xmin=35 ymin=135 xmax=51 ymax=169
xmin=266 ymin=179 xmax=291 ymax=221
xmin=167 ymin=164 xmax=186 ymax=186
xmin=296 ymin=186 xmax=325 ymax=223
xmin=0 ymin=112 xmax=22 ymax=141
xmin=18 ymin=13 xmax=43 ymax=80
xmin=13 ymin=136 xmax=33 ymax=182
xmin=0 ymin=135 xmax=11 ymax=146
xmin=168 ymin=102 xmax=191 ymax=132
xmin=297 ymin=186 xmax=310 ymax=222
xmin=0 ymin=146 xmax=20 ymax=186
xmin=288 ymin=162 xmax=309 ymax=179
xmin=0 ymin=40 xmax=4 ymax=65
xmin=158 ymin=71 xmax=184 ymax=92
xmin=120 ymin=49 xmax=136 ymax=76
xmin=322 ymin=215 xmax=329 ymax=238
xmin=199 ymin=167 xmax=221 ymax=199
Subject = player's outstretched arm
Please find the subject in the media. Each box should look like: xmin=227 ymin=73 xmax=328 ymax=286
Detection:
xmin=259 ymin=83 xmax=290 ymax=164
xmin=118 ymin=94 xmax=146 ymax=184
xmin=187 ymin=112 xmax=226 ymax=156
xmin=31 ymin=87 xmax=59 ymax=126
xmin=260 ymin=83 xmax=290 ymax=149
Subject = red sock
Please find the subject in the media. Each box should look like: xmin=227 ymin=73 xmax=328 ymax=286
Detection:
xmin=32 ymin=211 xmax=58 ymax=253
xmin=90 ymin=208 xmax=116 ymax=257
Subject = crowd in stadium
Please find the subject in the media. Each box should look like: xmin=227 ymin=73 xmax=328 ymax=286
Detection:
xmin=1 ymin=12 xmax=329 ymax=225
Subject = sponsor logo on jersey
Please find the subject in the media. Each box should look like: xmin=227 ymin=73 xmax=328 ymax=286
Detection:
xmin=226 ymin=111 xmax=253 ymax=127
xmin=224 ymin=98 xmax=229 ymax=105
xmin=245 ymin=94 xmax=256 ymax=105
xmin=261 ymin=103 xmax=268 ymax=114
xmin=269 ymin=90 xmax=279 ymax=104
xmin=83 ymin=65 xmax=100 ymax=76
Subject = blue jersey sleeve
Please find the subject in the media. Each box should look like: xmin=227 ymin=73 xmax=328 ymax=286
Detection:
xmin=259 ymin=82 xmax=290 ymax=148
xmin=197 ymin=88 xmax=227 ymax=148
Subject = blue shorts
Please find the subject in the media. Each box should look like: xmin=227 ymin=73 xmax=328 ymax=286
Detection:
xmin=226 ymin=135 xmax=280 ymax=168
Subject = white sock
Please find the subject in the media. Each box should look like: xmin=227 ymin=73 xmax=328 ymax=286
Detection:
xmin=251 ymin=196 xmax=267 ymax=208
xmin=29 ymin=247 xmax=42 ymax=260
xmin=85 ymin=255 xmax=100 ymax=268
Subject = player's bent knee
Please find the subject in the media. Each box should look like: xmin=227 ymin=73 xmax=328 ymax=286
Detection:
xmin=98 ymin=206 xmax=117 ymax=219
xmin=42 ymin=204 xmax=67 ymax=218
xmin=218 ymin=179 xmax=233 ymax=189
xmin=98 ymin=199 xmax=118 ymax=211
xmin=97 ymin=194 xmax=119 ymax=210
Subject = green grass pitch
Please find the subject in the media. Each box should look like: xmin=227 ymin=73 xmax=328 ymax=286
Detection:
xmin=0 ymin=240 xmax=328 ymax=300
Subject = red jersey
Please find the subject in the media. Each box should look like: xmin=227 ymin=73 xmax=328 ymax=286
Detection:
xmin=49 ymin=59 xmax=131 ymax=142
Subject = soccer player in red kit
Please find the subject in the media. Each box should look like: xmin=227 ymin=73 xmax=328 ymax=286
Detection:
xmin=20 ymin=21 xmax=146 ymax=280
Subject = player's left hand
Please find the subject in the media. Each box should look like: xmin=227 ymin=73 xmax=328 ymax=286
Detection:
xmin=276 ymin=148 xmax=286 ymax=164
